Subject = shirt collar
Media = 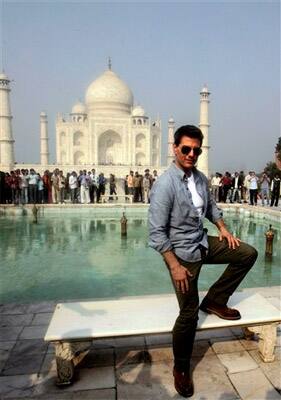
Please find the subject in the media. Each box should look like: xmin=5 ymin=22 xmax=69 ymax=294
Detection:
xmin=170 ymin=161 xmax=199 ymax=183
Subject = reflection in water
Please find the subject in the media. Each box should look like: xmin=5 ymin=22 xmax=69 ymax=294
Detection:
xmin=0 ymin=214 xmax=280 ymax=303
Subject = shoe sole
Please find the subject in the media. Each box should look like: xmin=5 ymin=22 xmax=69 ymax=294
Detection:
xmin=200 ymin=306 xmax=241 ymax=320
xmin=174 ymin=382 xmax=194 ymax=398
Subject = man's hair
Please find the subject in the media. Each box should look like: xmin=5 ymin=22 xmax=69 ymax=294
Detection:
xmin=174 ymin=125 xmax=204 ymax=146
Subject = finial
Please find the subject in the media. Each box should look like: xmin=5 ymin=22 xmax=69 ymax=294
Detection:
xmin=108 ymin=56 xmax=112 ymax=70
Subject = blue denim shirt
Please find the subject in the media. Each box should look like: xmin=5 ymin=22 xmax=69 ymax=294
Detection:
xmin=148 ymin=163 xmax=223 ymax=262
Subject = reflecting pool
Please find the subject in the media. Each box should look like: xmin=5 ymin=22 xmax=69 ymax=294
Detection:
xmin=0 ymin=212 xmax=280 ymax=303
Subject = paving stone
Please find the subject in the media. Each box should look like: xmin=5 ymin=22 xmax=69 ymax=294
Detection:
xmin=0 ymin=373 xmax=38 ymax=398
xmin=217 ymin=351 xmax=259 ymax=373
xmin=2 ymin=352 xmax=44 ymax=375
xmin=228 ymin=368 xmax=280 ymax=399
xmin=190 ymin=354 xmax=239 ymax=400
xmin=25 ymin=302 xmax=56 ymax=314
xmin=230 ymin=327 xmax=244 ymax=337
xmin=29 ymin=388 xmax=116 ymax=399
xmin=146 ymin=347 xmax=173 ymax=363
xmin=40 ymin=353 xmax=57 ymax=373
xmin=0 ymin=326 xmax=23 ymax=341
xmin=145 ymin=333 xmax=172 ymax=346
xmin=31 ymin=312 xmax=53 ymax=326
xmin=19 ymin=325 xmax=47 ymax=340
xmin=257 ymin=360 xmax=281 ymax=391
xmin=196 ymin=328 xmax=234 ymax=340
xmin=0 ymin=314 xmax=34 ymax=327
xmin=117 ymin=360 xmax=177 ymax=399
xmin=35 ymin=366 xmax=115 ymax=394
xmin=0 ymin=304 xmax=28 ymax=315
xmin=192 ymin=340 xmax=214 ymax=357
xmin=116 ymin=349 xmax=149 ymax=367
xmin=78 ymin=348 xmax=114 ymax=368
xmin=239 ymin=337 xmax=259 ymax=350
xmin=11 ymin=339 xmax=48 ymax=355
xmin=266 ymin=297 xmax=281 ymax=310
xmin=0 ymin=349 xmax=11 ymax=372
xmin=211 ymin=338 xmax=245 ymax=354
xmin=0 ymin=341 xmax=16 ymax=351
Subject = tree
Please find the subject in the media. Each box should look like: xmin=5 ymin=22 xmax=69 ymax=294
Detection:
xmin=264 ymin=162 xmax=279 ymax=179
xmin=275 ymin=137 xmax=281 ymax=161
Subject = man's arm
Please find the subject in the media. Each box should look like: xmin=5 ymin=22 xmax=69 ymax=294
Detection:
xmin=214 ymin=218 xmax=241 ymax=249
xmin=162 ymin=250 xmax=193 ymax=294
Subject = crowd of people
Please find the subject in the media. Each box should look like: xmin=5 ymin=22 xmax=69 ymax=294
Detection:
xmin=0 ymin=167 xmax=280 ymax=207
xmin=210 ymin=170 xmax=281 ymax=207
xmin=0 ymin=168 xmax=159 ymax=205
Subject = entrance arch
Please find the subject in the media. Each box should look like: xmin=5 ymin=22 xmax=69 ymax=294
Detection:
xmin=98 ymin=130 xmax=122 ymax=164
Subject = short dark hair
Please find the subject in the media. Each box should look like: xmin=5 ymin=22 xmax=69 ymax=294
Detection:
xmin=174 ymin=125 xmax=204 ymax=146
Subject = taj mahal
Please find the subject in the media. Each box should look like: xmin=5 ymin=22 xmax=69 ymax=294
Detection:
xmin=0 ymin=61 xmax=211 ymax=177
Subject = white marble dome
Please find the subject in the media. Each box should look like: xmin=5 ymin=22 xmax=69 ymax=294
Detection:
xmin=71 ymin=101 xmax=87 ymax=114
xmin=132 ymin=105 xmax=145 ymax=117
xmin=0 ymin=72 xmax=9 ymax=80
xmin=85 ymin=69 xmax=134 ymax=115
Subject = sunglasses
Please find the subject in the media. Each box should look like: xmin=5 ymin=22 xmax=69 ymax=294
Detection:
xmin=180 ymin=146 xmax=202 ymax=156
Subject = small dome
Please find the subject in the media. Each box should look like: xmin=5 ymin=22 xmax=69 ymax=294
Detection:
xmin=71 ymin=101 xmax=87 ymax=115
xmin=40 ymin=111 xmax=47 ymax=117
xmin=132 ymin=105 xmax=145 ymax=117
xmin=168 ymin=117 xmax=175 ymax=123
xmin=200 ymin=85 xmax=210 ymax=94
xmin=85 ymin=69 xmax=133 ymax=115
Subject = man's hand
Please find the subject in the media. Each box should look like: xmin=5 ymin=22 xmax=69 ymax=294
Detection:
xmin=170 ymin=264 xmax=193 ymax=294
xmin=218 ymin=226 xmax=241 ymax=249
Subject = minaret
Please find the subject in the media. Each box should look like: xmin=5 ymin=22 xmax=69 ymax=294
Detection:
xmin=0 ymin=72 xmax=15 ymax=171
xmin=40 ymin=111 xmax=49 ymax=165
xmin=167 ymin=117 xmax=175 ymax=165
xmin=198 ymin=85 xmax=210 ymax=177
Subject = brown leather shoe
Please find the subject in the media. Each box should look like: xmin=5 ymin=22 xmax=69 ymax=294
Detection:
xmin=200 ymin=299 xmax=241 ymax=320
xmin=173 ymin=368 xmax=194 ymax=398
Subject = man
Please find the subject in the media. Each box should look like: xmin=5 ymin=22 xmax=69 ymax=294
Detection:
xmin=27 ymin=169 xmax=39 ymax=204
xmin=210 ymin=172 xmax=221 ymax=202
xmin=248 ymin=171 xmax=258 ymax=206
xmin=79 ymin=170 xmax=91 ymax=204
xmin=149 ymin=125 xmax=257 ymax=398
xmin=259 ymin=172 xmax=270 ymax=206
xmin=231 ymin=171 xmax=242 ymax=203
xmin=270 ymin=173 xmax=281 ymax=207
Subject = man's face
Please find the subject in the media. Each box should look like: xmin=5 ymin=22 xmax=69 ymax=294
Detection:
xmin=173 ymin=136 xmax=201 ymax=171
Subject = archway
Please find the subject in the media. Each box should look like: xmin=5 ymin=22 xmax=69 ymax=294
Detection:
xmin=135 ymin=133 xmax=145 ymax=149
xmin=135 ymin=152 xmax=145 ymax=166
xmin=73 ymin=131 xmax=84 ymax=146
xmin=98 ymin=130 xmax=122 ymax=164
xmin=74 ymin=151 xmax=85 ymax=165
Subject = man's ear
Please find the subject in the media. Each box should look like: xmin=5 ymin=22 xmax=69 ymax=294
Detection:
xmin=173 ymin=144 xmax=178 ymax=156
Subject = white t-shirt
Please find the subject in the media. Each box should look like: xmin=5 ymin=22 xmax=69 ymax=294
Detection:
xmin=187 ymin=173 xmax=204 ymax=217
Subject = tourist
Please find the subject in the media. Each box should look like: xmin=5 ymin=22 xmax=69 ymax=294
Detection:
xmin=259 ymin=172 xmax=270 ymax=206
xmin=97 ymin=172 xmax=106 ymax=203
xmin=220 ymin=172 xmax=232 ymax=203
xmin=127 ymin=171 xmax=134 ymax=195
xmin=270 ymin=173 xmax=280 ymax=207
xmin=42 ymin=170 xmax=52 ymax=203
xmin=58 ymin=170 xmax=66 ymax=203
xmin=239 ymin=171 xmax=247 ymax=203
xmin=148 ymin=125 xmax=257 ymax=398
xmin=248 ymin=171 xmax=258 ymax=206
xmin=37 ymin=174 xmax=44 ymax=204
xmin=133 ymin=171 xmax=142 ymax=202
xmin=28 ymin=169 xmax=39 ymax=203
xmin=79 ymin=170 xmax=91 ymax=204
xmin=20 ymin=169 xmax=29 ymax=204
xmin=210 ymin=172 xmax=221 ymax=202
xmin=231 ymin=171 xmax=242 ymax=203
xmin=51 ymin=169 xmax=60 ymax=204
xmin=143 ymin=171 xmax=152 ymax=203
xmin=244 ymin=171 xmax=251 ymax=203
xmin=109 ymin=173 xmax=117 ymax=200
xmin=0 ymin=170 xmax=6 ymax=204
xmin=69 ymin=171 xmax=78 ymax=203
xmin=89 ymin=168 xmax=98 ymax=203
xmin=124 ymin=175 xmax=129 ymax=195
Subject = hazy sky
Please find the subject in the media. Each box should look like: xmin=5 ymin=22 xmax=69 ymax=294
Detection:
xmin=1 ymin=0 xmax=280 ymax=173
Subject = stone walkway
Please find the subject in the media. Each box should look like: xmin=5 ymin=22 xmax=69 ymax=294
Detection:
xmin=0 ymin=287 xmax=280 ymax=400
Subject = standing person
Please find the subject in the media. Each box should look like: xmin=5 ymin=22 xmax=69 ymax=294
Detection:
xmin=0 ymin=170 xmax=6 ymax=204
xmin=97 ymin=173 xmax=106 ymax=203
xmin=37 ymin=174 xmax=44 ymax=204
xmin=51 ymin=169 xmax=60 ymax=204
xmin=127 ymin=171 xmax=134 ymax=196
xmin=58 ymin=170 xmax=66 ymax=204
xmin=148 ymin=125 xmax=257 ymax=398
xmin=124 ymin=175 xmax=129 ymax=196
xmin=20 ymin=169 xmax=29 ymax=204
xmin=79 ymin=170 xmax=91 ymax=204
xmin=28 ymin=169 xmax=39 ymax=203
xmin=244 ymin=171 xmax=251 ymax=203
xmin=259 ymin=172 xmax=270 ymax=206
xmin=248 ymin=171 xmax=258 ymax=206
xmin=143 ymin=171 xmax=152 ymax=203
xmin=210 ymin=172 xmax=221 ymax=202
xmin=239 ymin=171 xmax=246 ymax=203
xmin=270 ymin=173 xmax=281 ymax=207
xmin=89 ymin=168 xmax=98 ymax=203
xmin=109 ymin=174 xmax=117 ymax=200
xmin=133 ymin=171 xmax=141 ymax=202
xmin=231 ymin=172 xmax=242 ymax=203
xmin=69 ymin=171 xmax=78 ymax=203
xmin=42 ymin=170 xmax=52 ymax=203
xmin=220 ymin=172 xmax=232 ymax=203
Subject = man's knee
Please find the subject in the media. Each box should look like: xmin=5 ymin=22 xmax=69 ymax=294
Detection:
xmin=241 ymin=242 xmax=258 ymax=264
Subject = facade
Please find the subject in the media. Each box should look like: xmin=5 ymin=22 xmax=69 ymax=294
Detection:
xmin=56 ymin=66 xmax=161 ymax=167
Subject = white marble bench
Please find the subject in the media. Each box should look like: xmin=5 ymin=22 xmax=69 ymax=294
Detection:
xmin=44 ymin=292 xmax=280 ymax=386
xmin=100 ymin=194 xmax=133 ymax=203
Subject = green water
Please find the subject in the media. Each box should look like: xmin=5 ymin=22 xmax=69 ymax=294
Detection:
xmin=0 ymin=213 xmax=280 ymax=303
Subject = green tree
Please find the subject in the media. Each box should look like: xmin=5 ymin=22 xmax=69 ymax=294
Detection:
xmin=275 ymin=137 xmax=281 ymax=162
xmin=264 ymin=161 xmax=279 ymax=179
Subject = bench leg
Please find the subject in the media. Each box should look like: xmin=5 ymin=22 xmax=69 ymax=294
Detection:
xmin=243 ymin=324 xmax=278 ymax=362
xmin=55 ymin=341 xmax=92 ymax=386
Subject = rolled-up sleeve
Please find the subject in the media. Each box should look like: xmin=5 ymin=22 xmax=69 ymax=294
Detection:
xmin=148 ymin=177 xmax=174 ymax=254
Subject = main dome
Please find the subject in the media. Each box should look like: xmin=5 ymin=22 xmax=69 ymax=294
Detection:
xmin=85 ymin=69 xmax=134 ymax=115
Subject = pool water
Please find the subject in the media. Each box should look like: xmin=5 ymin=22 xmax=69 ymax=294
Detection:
xmin=0 ymin=213 xmax=280 ymax=303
